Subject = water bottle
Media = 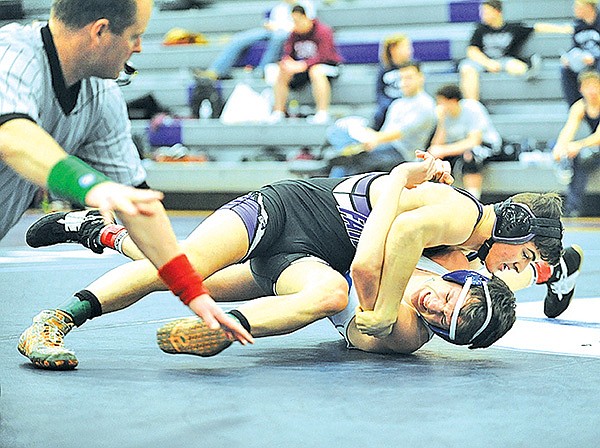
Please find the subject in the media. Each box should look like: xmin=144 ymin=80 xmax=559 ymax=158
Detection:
xmin=199 ymin=99 xmax=213 ymax=120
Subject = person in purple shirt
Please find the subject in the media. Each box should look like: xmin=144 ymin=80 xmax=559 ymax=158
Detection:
xmin=267 ymin=4 xmax=342 ymax=124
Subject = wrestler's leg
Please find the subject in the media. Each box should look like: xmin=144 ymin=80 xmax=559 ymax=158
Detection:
xmin=239 ymin=260 xmax=349 ymax=336
xmin=156 ymin=259 xmax=350 ymax=356
xmin=18 ymin=210 xmax=250 ymax=369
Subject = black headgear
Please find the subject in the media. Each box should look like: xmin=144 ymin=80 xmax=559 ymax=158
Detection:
xmin=477 ymin=199 xmax=563 ymax=261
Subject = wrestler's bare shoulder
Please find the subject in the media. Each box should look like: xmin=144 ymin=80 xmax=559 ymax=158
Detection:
xmin=403 ymin=182 xmax=462 ymax=204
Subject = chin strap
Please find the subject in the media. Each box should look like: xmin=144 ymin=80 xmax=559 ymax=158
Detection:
xmin=477 ymin=238 xmax=494 ymax=262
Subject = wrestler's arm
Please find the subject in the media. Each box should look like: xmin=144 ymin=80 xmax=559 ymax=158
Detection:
xmin=347 ymin=302 xmax=429 ymax=354
xmin=349 ymin=250 xmax=470 ymax=353
xmin=353 ymin=196 xmax=476 ymax=337
xmin=352 ymin=152 xmax=452 ymax=308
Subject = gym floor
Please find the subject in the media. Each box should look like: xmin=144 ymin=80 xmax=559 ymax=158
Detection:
xmin=1 ymin=212 xmax=599 ymax=448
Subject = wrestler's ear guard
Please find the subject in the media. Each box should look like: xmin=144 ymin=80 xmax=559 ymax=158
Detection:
xmin=492 ymin=199 xmax=563 ymax=244
xmin=421 ymin=270 xmax=492 ymax=345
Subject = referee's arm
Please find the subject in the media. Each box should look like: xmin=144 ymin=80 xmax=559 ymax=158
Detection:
xmin=0 ymin=117 xmax=69 ymax=185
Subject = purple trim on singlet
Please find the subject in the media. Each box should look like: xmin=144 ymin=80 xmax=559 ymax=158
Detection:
xmin=219 ymin=193 xmax=259 ymax=241
xmin=452 ymin=187 xmax=485 ymax=262
xmin=352 ymin=174 xmax=376 ymax=216
xmin=334 ymin=172 xmax=384 ymax=247
xmin=453 ymin=187 xmax=484 ymax=227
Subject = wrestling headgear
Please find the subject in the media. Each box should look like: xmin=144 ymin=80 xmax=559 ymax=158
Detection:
xmin=421 ymin=270 xmax=492 ymax=345
xmin=477 ymin=199 xmax=563 ymax=261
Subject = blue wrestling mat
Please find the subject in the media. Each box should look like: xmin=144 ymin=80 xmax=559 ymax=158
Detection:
xmin=1 ymin=213 xmax=599 ymax=448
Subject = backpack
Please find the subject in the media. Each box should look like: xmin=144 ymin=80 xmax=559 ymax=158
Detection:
xmin=190 ymin=77 xmax=224 ymax=119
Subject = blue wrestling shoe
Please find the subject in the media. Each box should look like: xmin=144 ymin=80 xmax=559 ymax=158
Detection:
xmin=543 ymin=245 xmax=584 ymax=318
xmin=26 ymin=210 xmax=109 ymax=253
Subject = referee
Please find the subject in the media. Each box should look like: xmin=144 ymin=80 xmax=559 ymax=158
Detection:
xmin=0 ymin=0 xmax=252 ymax=344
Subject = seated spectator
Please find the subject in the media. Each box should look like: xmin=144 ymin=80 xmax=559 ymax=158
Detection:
xmin=372 ymin=33 xmax=413 ymax=131
xmin=326 ymin=61 xmax=436 ymax=176
xmin=459 ymin=0 xmax=542 ymax=101
xmin=552 ymin=69 xmax=600 ymax=217
xmin=199 ymin=1 xmax=315 ymax=80
xmin=427 ymin=84 xmax=502 ymax=199
xmin=557 ymin=0 xmax=600 ymax=106
xmin=268 ymin=4 xmax=342 ymax=124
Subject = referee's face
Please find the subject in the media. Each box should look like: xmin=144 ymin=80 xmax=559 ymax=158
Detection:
xmin=99 ymin=0 xmax=152 ymax=79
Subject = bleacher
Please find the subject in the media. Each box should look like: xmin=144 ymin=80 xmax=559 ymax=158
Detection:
xmin=9 ymin=0 xmax=600 ymax=211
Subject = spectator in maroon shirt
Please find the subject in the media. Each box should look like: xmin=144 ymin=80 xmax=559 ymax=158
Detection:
xmin=268 ymin=4 xmax=342 ymax=124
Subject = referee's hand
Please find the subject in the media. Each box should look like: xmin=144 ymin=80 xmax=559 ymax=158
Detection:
xmin=188 ymin=295 xmax=255 ymax=345
xmin=85 ymin=182 xmax=164 ymax=221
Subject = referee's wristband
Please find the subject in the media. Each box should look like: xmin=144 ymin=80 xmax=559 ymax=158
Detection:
xmin=47 ymin=156 xmax=111 ymax=206
xmin=158 ymin=254 xmax=210 ymax=306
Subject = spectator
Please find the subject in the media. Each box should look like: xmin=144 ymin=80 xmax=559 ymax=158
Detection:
xmin=552 ymin=69 xmax=600 ymax=217
xmin=199 ymin=1 xmax=315 ymax=80
xmin=459 ymin=0 xmax=542 ymax=101
xmin=427 ymin=84 xmax=502 ymax=199
xmin=267 ymin=4 xmax=342 ymax=124
xmin=556 ymin=0 xmax=600 ymax=106
xmin=326 ymin=61 xmax=436 ymax=176
xmin=372 ymin=33 xmax=413 ymax=131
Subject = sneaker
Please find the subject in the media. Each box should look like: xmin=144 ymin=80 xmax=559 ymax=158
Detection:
xmin=156 ymin=317 xmax=232 ymax=357
xmin=543 ymin=244 xmax=584 ymax=318
xmin=17 ymin=310 xmax=78 ymax=370
xmin=26 ymin=209 xmax=110 ymax=254
xmin=306 ymin=110 xmax=331 ymax=125
xmin=267 ymin=110 xmax=285 ymax=124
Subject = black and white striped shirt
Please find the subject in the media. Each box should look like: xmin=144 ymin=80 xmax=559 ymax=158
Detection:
xmin=0 ymin=22 xmax=145 ymax=239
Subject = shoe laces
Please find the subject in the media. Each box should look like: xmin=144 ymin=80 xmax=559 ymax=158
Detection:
xmin=79 ymin=215 xmax=108 ymax=254
xmin=29 ymin=311 xmax=74 ymax=348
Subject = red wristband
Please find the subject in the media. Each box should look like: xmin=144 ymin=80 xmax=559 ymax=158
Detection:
xmin=158 ymin=254 xmax=209 ymax=305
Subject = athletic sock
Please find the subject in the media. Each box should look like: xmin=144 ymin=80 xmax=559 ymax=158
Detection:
xmin=227 ymin=309 xmax=252 ymax=333
xmin=533 ymin=261 xmax=554 ymax=285
xmin=58 ymin=290 xmax=103 ymax=327
xmin=98 ymin=224 xmax=129 ymax=255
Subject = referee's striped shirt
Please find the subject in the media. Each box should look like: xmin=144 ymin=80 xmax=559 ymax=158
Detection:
xmin=0 ymin=22 xmax=146 ymax=240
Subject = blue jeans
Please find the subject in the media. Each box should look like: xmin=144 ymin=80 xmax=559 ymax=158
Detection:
xmin=565 ymin=151 xmax=600 ymax=216
xmin=371 ymin=97 xmax=394 ymax=131
xmin=209 ymin=27 xmax=289 ymax=78
xmin=561 ymin=65 xmax=582 ymax=107
xmin=326 ymin=125 xmax=405 ymax=177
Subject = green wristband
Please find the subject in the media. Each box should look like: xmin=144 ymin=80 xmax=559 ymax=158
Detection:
xmin=47 ymin=156 xmax=111 ymax=206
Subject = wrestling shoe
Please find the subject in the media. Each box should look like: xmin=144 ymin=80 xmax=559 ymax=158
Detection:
xmin=17 ymin=309 xmax=78 ymax=370
xmin=157 ymin=317 xmax=232 ymax=357
xmin=544 ymin=245 xmax=584 ymax=318
xmin=26 ymin=209 xmax=110 ymax=253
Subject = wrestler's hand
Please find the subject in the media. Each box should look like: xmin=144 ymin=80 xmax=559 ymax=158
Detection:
xmin=188 ymin=294 xmax=254 ymax=345
xmin=86 ymin=182 xmax=164 ymax=222
xmin=417 ymin=150 xmax=453 ymax=184
xmin=566 ymin=142 xmax=583 ymax=158
xmin=392 ymin=151 xmax=453 ymax=188
xmin=354 ymin=308 xmax=396 ymax=338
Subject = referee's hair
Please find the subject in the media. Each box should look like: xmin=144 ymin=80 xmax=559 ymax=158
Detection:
xmin=51 ymin=0 xmax=137 ymax=35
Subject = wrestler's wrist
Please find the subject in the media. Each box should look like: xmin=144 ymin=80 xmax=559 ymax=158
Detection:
xmin=158 ymin=253 xmax=210 ymax=306
xmin=47 ymin=156 xmax=111 ymax=206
